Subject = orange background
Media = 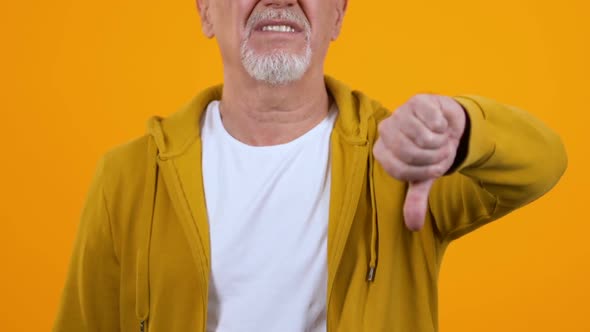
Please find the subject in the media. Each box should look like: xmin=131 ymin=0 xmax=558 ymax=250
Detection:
xmin=1 ymin=0 xmax=588 ymax=331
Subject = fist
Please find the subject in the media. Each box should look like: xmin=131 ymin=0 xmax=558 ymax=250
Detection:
xmin=373 ymin=94 xmax=467 ymax=231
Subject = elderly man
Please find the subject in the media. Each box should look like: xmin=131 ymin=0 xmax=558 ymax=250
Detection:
xmin=53 ymin=0 xmax=567 ymax=331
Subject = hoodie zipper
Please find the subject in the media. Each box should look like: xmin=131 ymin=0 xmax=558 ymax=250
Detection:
xmin=140 ymin=320 xmax=146 ymax=332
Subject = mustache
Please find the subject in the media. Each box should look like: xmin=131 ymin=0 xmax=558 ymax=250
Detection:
xmin=245 ymin=8 xmax=312 ymax=38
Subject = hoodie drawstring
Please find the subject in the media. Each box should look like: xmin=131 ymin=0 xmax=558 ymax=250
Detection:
xmin=136 ymin=137 xmax=159 ymax=329
xmin=366 ymin=117 xmax=379 ymax=282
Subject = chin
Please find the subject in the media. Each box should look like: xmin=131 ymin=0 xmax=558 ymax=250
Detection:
xmin=241 ymin=45 xmax=312 ymax=86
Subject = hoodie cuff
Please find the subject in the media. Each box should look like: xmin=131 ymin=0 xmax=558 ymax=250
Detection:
xmin=448 ymin=96 xmax=497 ymax=173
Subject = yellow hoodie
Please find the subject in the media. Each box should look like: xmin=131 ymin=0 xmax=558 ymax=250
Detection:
xmin=53 ymin=77 xmax=567 ymax=332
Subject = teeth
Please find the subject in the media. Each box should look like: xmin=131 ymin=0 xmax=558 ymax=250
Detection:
xmin=262 ymin=25 xmax=296 ymax=33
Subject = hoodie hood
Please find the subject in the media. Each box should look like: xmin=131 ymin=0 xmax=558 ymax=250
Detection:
xmin=136 ymin=76 xmax=385 ymax=327
xmin=146 ymin=76 xmax=374 ymax=157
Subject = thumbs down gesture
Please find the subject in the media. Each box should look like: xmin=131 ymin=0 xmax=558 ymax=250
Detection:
xmin=372 ymin=94 xmax=467 ymax=231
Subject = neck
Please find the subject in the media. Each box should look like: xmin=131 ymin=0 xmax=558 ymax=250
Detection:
xmin=219 ymin=69 xmax=330 ymax=146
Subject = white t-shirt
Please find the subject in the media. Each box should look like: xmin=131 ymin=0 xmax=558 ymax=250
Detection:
xmin=202 ymin=100 xmax=338 ymax=332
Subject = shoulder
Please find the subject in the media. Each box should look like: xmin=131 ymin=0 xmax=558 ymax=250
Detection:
xmin=101 ymin=135 xmax=151 ymax=177
xmin=96 ymin=134 xmax=152 ymax=207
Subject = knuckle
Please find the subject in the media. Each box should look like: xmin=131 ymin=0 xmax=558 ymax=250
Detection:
xmin=432 ymin=119 xmax=443 ymax=130
xmin=417 ymin=133 xmax=434 ymax=148
xmin=412 ymin=93 xmax=428 ymax=103
xmin=436 ymin=119 xmax=448 ymax=132
xmin=431 ymin=165 xmax=446 ymax=178
xmin=432 ymin=152 xmax=443 ymax=164
xmin=412 ymin=136 xmax=422 ymax=148
xmin=404 ymin=130 xmax=418 ymax=143
xmin=439 ymin=148 xmax=451 ymax=161
xmin=407 ymin=96 xmax=421 ymax=109
xmin=415 ymin=136 xmax=426 ymax=148
xmin=388 ymin=160 xmax=404 ymax=179
xmin=385 ymin=164 xmax=400 ymax=179
xmin=372 ymin=141 xmax=385 ymax=158
xmin=393 ymin=108 xmax=408 ymax=121
xmin=424 ymin=133 xmax=436 ymax=146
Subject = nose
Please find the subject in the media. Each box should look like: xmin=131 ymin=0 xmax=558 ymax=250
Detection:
xmin=260 ymin=0 xmax=296 ymax=9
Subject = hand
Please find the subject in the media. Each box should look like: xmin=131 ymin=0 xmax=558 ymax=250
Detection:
xmin=373 ymin=94 xmax=467 ymax=231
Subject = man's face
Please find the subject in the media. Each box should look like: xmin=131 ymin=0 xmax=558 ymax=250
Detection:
xmin=198 ymin=0 xmax=347 ymax=85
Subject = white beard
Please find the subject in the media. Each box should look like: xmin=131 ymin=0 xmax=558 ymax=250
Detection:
xmin=240 ymin=43 xmax=312 ymax=86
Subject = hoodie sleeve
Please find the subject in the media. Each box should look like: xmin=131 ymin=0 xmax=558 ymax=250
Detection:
xmin=428 ymin=95 xmax=567 ymax=242
xmin=53 ymin=156 xmax=121 ymax=332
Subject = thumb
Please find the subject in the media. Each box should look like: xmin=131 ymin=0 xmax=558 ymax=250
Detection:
xmin=403 ymin=179 xmax=435 ymax=232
